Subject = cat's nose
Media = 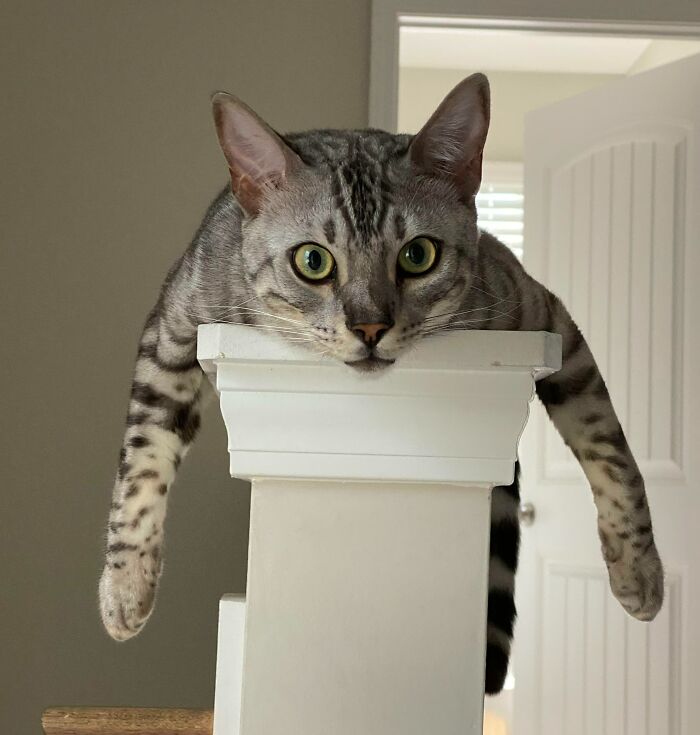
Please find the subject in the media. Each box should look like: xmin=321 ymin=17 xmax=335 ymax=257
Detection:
xmin=349 ymin=322 xmax=393 ymax=346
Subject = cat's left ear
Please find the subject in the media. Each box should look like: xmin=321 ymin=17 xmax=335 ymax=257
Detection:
xmin=212 ymin=92 xmax=305 ymax=215
xmin=409 ymin=73 xmax=490 ymax=202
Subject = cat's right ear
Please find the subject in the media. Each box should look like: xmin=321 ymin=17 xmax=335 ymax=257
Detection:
xmin=212 ymin=92 xmax=305 ymax=215
xmin=409 ymin=73 xmax=490 ymax=202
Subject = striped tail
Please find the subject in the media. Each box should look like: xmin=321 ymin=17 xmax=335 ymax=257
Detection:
xmin=485 ymin=463 xmax=520 ymax=695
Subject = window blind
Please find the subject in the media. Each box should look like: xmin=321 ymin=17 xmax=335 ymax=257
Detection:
xmin=476 ymin=180 xmax=524 ymax=261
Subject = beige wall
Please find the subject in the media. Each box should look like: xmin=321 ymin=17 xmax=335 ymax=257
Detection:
xmin=399 ymin=67 xmax=620 ymax=161
xmin=0 ymin=1 xmax=369 ymax=733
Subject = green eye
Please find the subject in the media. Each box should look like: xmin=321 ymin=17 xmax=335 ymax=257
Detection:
xmin=397 ymin=236 xmax=438 ymax=275
xmin=292 ymin=243 xmax=335 ymax=282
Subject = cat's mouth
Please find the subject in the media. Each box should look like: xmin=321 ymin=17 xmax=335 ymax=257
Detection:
xmin=344 ymin=355 xmax=396 ymax=372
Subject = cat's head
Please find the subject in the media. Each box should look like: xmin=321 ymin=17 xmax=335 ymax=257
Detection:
xmin=212 ymin=74 xmax=490 ymax=370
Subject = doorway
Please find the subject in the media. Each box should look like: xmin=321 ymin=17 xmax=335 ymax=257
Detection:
xmin=373 ymin=12 xmax=700 ymax=735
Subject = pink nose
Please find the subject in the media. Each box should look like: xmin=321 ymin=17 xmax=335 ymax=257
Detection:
xmin=351 ymin=322 xmax=392 ymax=346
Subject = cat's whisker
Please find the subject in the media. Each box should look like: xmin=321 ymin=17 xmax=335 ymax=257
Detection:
xmin=468 ymin=273 xmax=506 ymax=296
xmin=206 ymin=320 xmax=316 ymax=338
xmin=203 ymin=296 xmax=260 ymax=310
xmin=424 ymin=308 xmax=499 ymax=323
xmin=420 ymin=318 xmax=493 ymax=334
xmin=422 ymin=310 xmax=521 ymax=333
xmin=420 ymin=310 xmax=523 ymax=336
xmin=424 ymin=298 xmax=523 ymax=323
xmin=190 ymin=316 xmax=305 ymax=331
xmin=187 ymin=304 xmax=307 ymax=329
xmin=454 ymin=303 xmax=524 ymax=325
xmin=424 ymin=303 xmax=509 ymax=320
xmin=467 ymin=285 xmax=510 ymax=301
xmin=469 ymin=285 xmax=530 ymax=309
xmin=224 ymin=306 xmax=306 ymax=326
xmin=468 ymin=277 xmax=533 ymax=309
xmin=180 ymin=296 xmax=262 ymax=321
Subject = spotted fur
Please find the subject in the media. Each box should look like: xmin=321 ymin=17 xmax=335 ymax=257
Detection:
xmin=99 ymin=75 xmax=663 ymax=694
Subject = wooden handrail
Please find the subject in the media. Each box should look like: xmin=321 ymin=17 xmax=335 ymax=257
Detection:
xmin=42 ymin=708 xmax=213 ymax=735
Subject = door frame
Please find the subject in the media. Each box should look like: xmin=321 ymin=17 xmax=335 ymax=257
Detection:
xmin=370 ymin=0 xmax=700 ymax=132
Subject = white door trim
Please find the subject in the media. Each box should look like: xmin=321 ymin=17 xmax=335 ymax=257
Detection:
xmin=370 ymin=0 xmax=700 ymax=132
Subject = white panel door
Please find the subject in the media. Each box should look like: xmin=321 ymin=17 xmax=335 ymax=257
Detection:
xmin=515 ymin=53 xmax=700 ymax=735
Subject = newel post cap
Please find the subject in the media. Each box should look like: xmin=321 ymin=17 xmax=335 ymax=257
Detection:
xmin=197 ymin=324 xmax=561 ymax=485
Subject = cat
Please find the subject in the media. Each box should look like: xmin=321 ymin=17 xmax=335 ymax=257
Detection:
xmin=98 ymin=73 xmax=664 ymax=695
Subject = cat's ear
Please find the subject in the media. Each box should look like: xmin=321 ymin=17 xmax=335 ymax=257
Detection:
xmin=409 ymin=73 xmax=490 ymax=201
xmin=212 ymin=92 xmax=305 ymax=215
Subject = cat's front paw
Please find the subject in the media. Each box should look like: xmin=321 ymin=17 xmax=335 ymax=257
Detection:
xmin=98 ymin=549 xmax=162 ymax=641
xmin=601 ymin=532 xmax=664 ymax=621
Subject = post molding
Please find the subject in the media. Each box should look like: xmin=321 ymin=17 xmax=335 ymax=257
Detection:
xmin=197 ymin=325 xmax=561 ymax=485
xmin=200 ymin=324 xmax=561 ymax=735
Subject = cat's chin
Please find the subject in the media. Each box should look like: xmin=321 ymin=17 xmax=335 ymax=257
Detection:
xmin=344 ymin=355 xmax=396 ymax=372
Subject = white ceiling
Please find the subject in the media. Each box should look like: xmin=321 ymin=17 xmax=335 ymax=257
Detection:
xmin=399 ymin=27 xmax=653 ymax=75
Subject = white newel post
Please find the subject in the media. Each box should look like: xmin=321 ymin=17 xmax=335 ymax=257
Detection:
xmin=197 ymin=324 xmax=561 ymax=735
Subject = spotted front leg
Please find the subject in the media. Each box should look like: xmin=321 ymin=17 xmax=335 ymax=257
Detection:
xmin=536 ymin=295 xmax=664 ymax=621
xmin=99 ymin=311 xmax=207 ymax=640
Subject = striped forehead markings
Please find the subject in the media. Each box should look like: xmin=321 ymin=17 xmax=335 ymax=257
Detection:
xmin=330 ymin=140 xmax=395 ymax=245
xmin=331 ymin=168 xmax=357 ymax=241
xmin=323 ymin=218 xmax=336 ymax=244
xmin=394 ymin=213 xmax=407 ymax=242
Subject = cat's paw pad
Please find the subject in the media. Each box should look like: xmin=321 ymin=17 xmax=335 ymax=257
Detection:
xmin=604 ymin=538 xmax=664 ymax=622
xmin=99 ymin=549 xmax=162 ymax=641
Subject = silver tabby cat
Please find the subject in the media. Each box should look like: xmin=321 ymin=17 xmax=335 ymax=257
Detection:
xmin=99 ymin=74 xmax=663 ymax=695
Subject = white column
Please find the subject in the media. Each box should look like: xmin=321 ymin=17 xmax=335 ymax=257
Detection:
xmin=199 ymin=325 xmax=560 ymax=735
